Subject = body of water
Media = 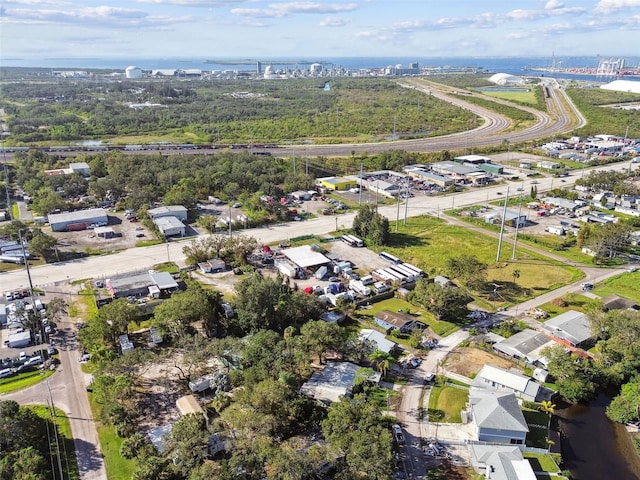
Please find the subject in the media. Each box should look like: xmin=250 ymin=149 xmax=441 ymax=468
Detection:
xmin=2 ymin=56 xmax=640 ymax=85
xmin=558 ymin=394 xmax=640 ymax=480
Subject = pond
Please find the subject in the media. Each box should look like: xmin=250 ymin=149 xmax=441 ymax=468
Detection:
xmin=557 ymin=393 xmax=640 ymax=480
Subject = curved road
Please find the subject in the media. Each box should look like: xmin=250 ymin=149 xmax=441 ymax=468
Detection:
xmin=2 ymin=78 xmax=582 ymax=161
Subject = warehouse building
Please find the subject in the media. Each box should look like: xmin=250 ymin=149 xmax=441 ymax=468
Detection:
xmin=49 ymin=208 xmax=108 ymax=232
xmin=317 ymin=176 xmax=357 ymax=192
xmin=148 ymin=205 xmax=188 ymax=221
xmin=154 ymin=216 xmax=186 ymax=237
xmin=106 ymin=270 xmax=179 ymax=299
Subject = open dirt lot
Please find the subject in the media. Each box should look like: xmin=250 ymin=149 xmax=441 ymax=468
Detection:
xmin=444 ymin=347 xmax=518 ymax=378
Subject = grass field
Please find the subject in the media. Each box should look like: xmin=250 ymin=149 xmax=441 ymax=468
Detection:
xmin=378 ymin=215 xmax=582 ymax=310
xmin=592 ymin=271 xmax=640 ymax=303
xmin=524 ymin=452 xmax=560 ymax=473
xmin=428 ymin=380 xmax=469 ymax=423
xmin=0 ymin=367 xmax=55 ymax=394
xmin=478 ymin=89 xmax=539 ymax=106
xmin=28 ymin=405 xmax=80 ymax=480
xmin=355 ymin=297 xmax=458 ymax=337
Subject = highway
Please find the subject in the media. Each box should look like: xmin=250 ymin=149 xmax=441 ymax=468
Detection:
xmin=1 ymin=79 xmax=582 ymax=161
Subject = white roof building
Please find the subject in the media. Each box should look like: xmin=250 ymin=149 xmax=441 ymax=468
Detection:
xmin=489 ymin=73 xmax=526 ymax=85
xmin=281 ymin=245 xmax=330 ymax=269
xmin=300 ymin=362 xmax=360 ymax=403
xmin=600 ymin=80 xmax=640 ymax=94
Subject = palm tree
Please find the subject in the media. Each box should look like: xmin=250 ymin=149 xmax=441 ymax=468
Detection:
xmin=368 ymin=350 xmax=394 ymax=378
xmin=540 ymin=400 xmax=556 ymax=416
xmin=512 ymin=269 xmax=521 ymax=285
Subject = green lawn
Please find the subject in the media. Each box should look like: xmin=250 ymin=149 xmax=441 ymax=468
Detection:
xmin=478 ymin=89 xmax=539 ymax=106
xmin=593 ymin=271 xmax=640 ymax=303
xmin=28 ymin=405 xmax=79 ymax=480
xmin=377 ymin=215 xmax=582 ymax=310
xmin=522 ymin=408 xmax=550 ymax=449
xmin=0 ymin=368 xmax=56 ymax=394
xmin=355 ymin=297 xmax=458 ymax=337
xmin=428 ymin=381 xmax=469 ymax=423
xmin=524 ymin=452 xmax=560 ymax=473
xmin=537 ymin=293 xmax=596 ymax=316
xmin=87 ymin=396 xmax=137 ymax=480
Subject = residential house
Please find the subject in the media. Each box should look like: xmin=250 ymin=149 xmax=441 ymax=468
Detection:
xmin=358 ymin=328 xmax=397 ymax=354
xmin=468 ymin=389 xmax=529 ymax=444
xmin=468 ymin=444 xmax=537 ymax=480
xmin=601 ymin=294 xmax=640 ymax=312
xmin=542 ymin=310 xmax=592 ymax=347
xmin=472 ymin=364 xmax=554 ymax=402
xmin=300 ymin=362 xmax=362 ymax=404
xmin=374 ymin=310 xmax=421 ymax=334
xmin=493 ymin=329 xmax=555 ymax=366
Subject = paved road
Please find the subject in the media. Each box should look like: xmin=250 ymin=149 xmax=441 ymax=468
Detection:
xmin=2 ymin=314 xmax=107 ymax=480
xmin=2 ymin=159 xmax=636 ymax=292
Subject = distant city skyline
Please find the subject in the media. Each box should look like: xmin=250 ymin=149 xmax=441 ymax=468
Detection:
xmin=1 ymin=0 xmax=639 ymax=60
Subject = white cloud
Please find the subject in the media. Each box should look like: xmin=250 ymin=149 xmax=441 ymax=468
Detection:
xmin=3 ymin=5 xmax=191 ymax=27
xmin=232 ymin=1 xmax=358 ymax=18
xmin=319 ymin=16 xmax=350 ymax=27
xmin=545 ymin=0 xmax=564 ymax=9
xmin=595 ymin=0 xmax=640 ymax=14
xmin=135 ymin=0 xmax=248 ymax=5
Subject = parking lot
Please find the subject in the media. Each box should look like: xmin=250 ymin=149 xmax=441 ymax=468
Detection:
xmin=51 ymin=211 xmax=153 ymax=253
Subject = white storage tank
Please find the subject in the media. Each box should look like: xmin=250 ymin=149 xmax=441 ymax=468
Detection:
xmin=125 ymin=66 xmax=143 ymax=79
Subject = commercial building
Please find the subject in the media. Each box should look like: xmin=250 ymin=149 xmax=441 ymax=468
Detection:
xmin=106 ymin=270 xmax=179 ymax=299
xmin=317 ymin=176 xmax=357 ymax=192
xmin=281 ymin=245 xmax=331 ymax=270
xmin=403 ymin=167 xmax=453 ymax=187
xmin=148 ymin=205 xmax=188 ymax=221
xmin=484 ymin=208 xmax=527 ymax=228
xmin=154 ymin=216 xmax=186 ymax=237
xmin=49 ymin=208 xmax=108 ymax=232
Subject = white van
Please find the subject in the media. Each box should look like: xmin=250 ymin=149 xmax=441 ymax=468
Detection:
xmin=0 ymin=368 xmax=13 ymax=378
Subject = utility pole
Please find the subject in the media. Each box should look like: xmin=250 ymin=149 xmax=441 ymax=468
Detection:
xmin=404 ymin=188 xmax=409 ymax=225
xmin=395 ymin=190 xmax=401 ymax=232
xmin=512 ymin=196 xmax=524 ymax=260
xmin=496 ymin=187 xmax=510 ymax=262
xmin=358 ymin=162 xmax=363 ymax=206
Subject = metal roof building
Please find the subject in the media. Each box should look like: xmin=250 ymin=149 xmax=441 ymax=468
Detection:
xmin=148 ymin=205 xmax=188 ymax=221
xmin=543 ymin=310 xmax=592 ymax=347
xmin=154 ymin=216 xmax=185 ymax=237
xmin=300 ymin=361 xmax=360 ymax=404
xmin=49 ymin=208 xmax=108 ymax=232
xmin=281 ymin=245 xmax=330 ymax=269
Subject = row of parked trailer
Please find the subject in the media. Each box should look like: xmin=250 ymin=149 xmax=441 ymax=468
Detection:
xmin=373 ymin=255 xmax=425 ymax=285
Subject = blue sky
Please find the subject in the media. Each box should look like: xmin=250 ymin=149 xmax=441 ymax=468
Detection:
xmin=1 ymin=0 xmax=639 ymax=59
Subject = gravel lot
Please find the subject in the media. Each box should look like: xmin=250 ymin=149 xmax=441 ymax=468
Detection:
xmin=51 ymin=212 xmax=154 ymax=253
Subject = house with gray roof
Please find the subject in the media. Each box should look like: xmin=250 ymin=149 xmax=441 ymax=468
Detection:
xmin=472 ymin=364 xmax=554 ymax=402
xmin=493 ymin=329 xmax=555 ymax=365
xmin=300 ymin=362 xmax=360 ymax=404
xmin=468 ymin=444 xmax=537 ymax=480
xmin=542 ymin=310 xmax=592 ymax=347
xmin=468 ymin=389 xmax=529 ymax=444
xmin=358 ymin=328 xmax=397 ymax=354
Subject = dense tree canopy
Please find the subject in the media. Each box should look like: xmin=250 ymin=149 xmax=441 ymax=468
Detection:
xmin=352 ymin=204 xmax=390 ymax=246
